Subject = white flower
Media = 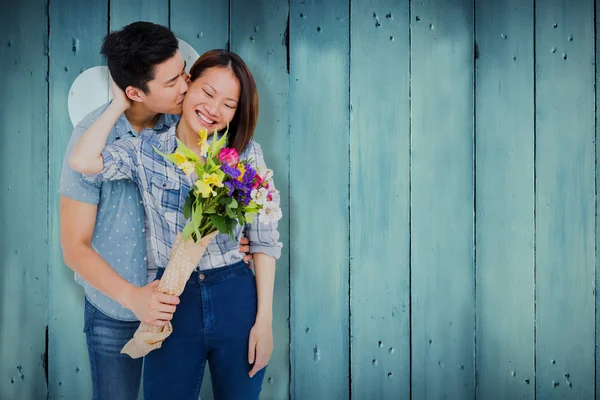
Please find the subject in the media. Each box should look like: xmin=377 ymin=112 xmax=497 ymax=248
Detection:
xmin=251 ymin=187 xmax=270 ymax=205
xmin=259 ymin=202 xmax=282 ymax=224
xmin=262 ymin=169 xmax=274 ymax=184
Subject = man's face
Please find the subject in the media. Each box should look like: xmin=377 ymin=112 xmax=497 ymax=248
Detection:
xmin=138 ymin=50 xmax=188 ymax=115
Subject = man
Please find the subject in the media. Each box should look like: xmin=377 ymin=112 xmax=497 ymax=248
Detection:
xmin=59 ymin=22 xmax=251 ymax=399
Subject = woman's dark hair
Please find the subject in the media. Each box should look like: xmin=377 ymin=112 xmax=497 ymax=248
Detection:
xmin=189 ymin=50 xmax=258 ymax=153
xmin=101 ymin=21 xmax=178 ymax=93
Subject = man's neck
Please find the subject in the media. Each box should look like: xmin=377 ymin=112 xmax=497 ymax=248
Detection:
xmin=124 ymin=103 xmax=161 ymax=134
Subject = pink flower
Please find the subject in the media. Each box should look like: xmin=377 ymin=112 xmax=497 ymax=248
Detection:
xmin=251 ymin=175 xmax=263 ymax=190
xmin=219 ymin=147 xmax=239 ymax=167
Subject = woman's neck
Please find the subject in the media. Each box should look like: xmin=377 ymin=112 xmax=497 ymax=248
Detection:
xmin=176 ymin=119 xmax=206 ymax=157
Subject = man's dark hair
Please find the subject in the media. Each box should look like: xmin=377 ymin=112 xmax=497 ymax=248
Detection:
xmin=101 ymin=21 xmax=178 ymax=93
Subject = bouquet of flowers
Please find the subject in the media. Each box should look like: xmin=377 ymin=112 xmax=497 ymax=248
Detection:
xmin=121 ymin=127 xmax=281 ymax=358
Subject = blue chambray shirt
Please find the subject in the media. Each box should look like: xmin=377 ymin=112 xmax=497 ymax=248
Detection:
xmin=59 ymin=102 xmax=179 ymax=321
xmin=82 ymin=124 xmax=282 ymax=275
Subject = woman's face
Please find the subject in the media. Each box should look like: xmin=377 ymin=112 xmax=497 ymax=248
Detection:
xmin=182 ymin=66 xmax=240 ymax=135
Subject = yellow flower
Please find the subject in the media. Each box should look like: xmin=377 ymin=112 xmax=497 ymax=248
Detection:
xmin=172 ymin=151 xmax=187 ymax=165
xmin=202 ymin=173 xmax=223 ymax=188
xmin=179 ymin=161 xmax=195 ymax=177
xmin=236 ymin=163 xmax=246 ymax=182
xmin=197 ymin=129 xmax=209 ymax=157
xmin=195 ymin=180 xmax=216 ymax=198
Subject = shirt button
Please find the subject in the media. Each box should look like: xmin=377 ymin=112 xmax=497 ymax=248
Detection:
xmin=162 ymin=183 xmax=167 ymax=187
xmin=199 ymin=274 xmax=205 ymax=280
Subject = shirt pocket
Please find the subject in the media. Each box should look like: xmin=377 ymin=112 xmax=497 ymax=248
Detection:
xmin=149 ymin=175 xmax=182 ymax=228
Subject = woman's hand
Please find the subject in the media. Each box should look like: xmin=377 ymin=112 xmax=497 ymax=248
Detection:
xmin=110 ymin=80 xmax=131 ymax=112
xmin=247 ymin=318 xmax=273 ymax=378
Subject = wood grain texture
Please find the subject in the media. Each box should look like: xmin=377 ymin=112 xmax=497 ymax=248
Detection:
xmin=110 ymin=0 xmax=169 ymax=31
xmin=289 ymin=0 xmax=350 ymax=398
xmin=48 ymin=0 xmax=108 ymax=398
xmin=0 ymin=0 xmax=48 ymax=398
xmin=350 ymin=1 xmax=411 ymax=399
xmin=475 ymin=0 xmax=535 ymax=399
xmin=410 ymin=0 xmax=476 ymax=398
xmin=535 ymin=0 xmax=595 ymax=398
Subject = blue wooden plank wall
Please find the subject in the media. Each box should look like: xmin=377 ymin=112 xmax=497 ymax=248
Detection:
xmin=0 ymin=0 xmax=48 ymax=399
xmin=2 ymin=0 xmax=600 ymax=399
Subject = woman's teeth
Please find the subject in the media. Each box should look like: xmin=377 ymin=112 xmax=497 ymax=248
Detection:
xmin=196 ymin=111 xmax=214 ymax=124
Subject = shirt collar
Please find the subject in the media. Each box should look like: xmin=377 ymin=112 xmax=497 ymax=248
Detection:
xmin=114 ymin=111 xmax=178 ymax=138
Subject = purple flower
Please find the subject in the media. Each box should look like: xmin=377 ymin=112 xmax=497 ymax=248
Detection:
xmin=221 ymin=163 xmax=241 ymax=179
xmin=223 ymin=181 xmax=235 ymax=196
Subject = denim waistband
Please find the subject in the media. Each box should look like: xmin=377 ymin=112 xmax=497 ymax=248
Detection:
xmin=156 ymin=260 xmax=250 ymax=286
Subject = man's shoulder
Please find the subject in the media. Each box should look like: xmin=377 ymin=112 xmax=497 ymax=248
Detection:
xmin=74 ymin=102 xmax=113 ymax=131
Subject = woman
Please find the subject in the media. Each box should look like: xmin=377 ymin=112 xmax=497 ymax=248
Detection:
xmin=70 ymin=50 xmax=281 ymax=400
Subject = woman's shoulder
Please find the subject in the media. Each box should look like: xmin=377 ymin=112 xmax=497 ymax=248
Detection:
xmin=241 ymin=139 xmax=264 ymax=159
xmin=140 ymin=124 xmax=177 ymax=151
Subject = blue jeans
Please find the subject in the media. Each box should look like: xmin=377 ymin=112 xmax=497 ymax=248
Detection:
xmin=143 ymin=261 xmax=266 ymax=400
xmin=84 ymin=298 xmax=142 ymax=400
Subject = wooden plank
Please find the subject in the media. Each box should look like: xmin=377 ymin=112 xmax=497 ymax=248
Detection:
xmin=474 ymin=1 xmax=535 ymax=399
xmin=48 ymin=0 xmax=108 ymax=398
xmin=168 ymin=2 xmax=229 ymax=399
xmin=535 ymin=0 xmax=595 ymax=398
xmin=229 ymin=1 xmax=291 ymax=399
xmin=597 ymin=0 xmax=600 ymax=397
xmin=171 ymin=0 xmax=229 ymax=52
xmin=289 ymin=1 xmax=350 ymax=398
xmin=110 ymin=0 xmax=168 ymax=31
xmin=0 ymin=0 xmax=48 ymax=398
xmin=349 ymin=2 xmax=410 ymax=399
xmin=410 ymin=0 xmax=475 ymax=398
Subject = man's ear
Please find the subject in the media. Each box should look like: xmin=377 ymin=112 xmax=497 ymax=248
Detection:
xmin=125 ymin=86 xmax=145 ymax=103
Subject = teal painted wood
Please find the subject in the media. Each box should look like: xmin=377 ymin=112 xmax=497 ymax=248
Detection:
xmin=474 ymin=1 xmax=535 ymax=399
xmin=168 ymin=2 xmax=230 ymax=399
xmin=535 ymin=0 xmax=595 ymax=398
xmin=289 ymin=1 xmax=350 ymax=398
xmin=230 ymin=1 xmax=291 ymax=399
xmin=349 ymin=2 xmax=410 ymax=399
xmin=171 ymin=0 xmax=229 ymax=52
xmin=410 ymin=0 xmax=475 ymax=398
xmin=597 ymin=2 xmax=600 ymax=397
xmin=110 ymin=0 xmax=169 ymax=30
xmin=48 ymin=0 xmax=108 ymax=398
xmin=0 ymin=0 xmax=48 ymax=398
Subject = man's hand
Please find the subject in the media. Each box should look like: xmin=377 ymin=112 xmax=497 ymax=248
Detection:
xmin=110 ymin=79 xmax=131 ymax=112
xmin=238 ymin=235 xmax=253 ymax=264
xmin=122 ymin=281 xmax=180 ymax=327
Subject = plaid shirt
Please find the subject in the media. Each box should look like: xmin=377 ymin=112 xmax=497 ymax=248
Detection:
xmin=84 ymin=124 xmax=282 ymax=275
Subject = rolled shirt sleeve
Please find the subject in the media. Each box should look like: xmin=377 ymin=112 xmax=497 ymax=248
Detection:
xmin=244 ymin=141 xmax=283 ymax=260
xmin=82 ymin=138 xmax=141 ymax=185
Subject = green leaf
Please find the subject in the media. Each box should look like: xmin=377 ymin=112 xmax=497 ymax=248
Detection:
xmin=208 ymin=126 xmax=229 ymax=158
xmin=204 ymin=205 xmax=217 ymax=214
xmin=210 ymin=214 xmax=229 ymax=234
xmin=192 ymin=203 xmax=203 ymax=229
xmin=175 ymin=138 xmax=200 ymax=162
xmin=225 ymin=206 xmax=236 ymax=219
xmin=245 ymin=211 xmax=257 ymax=224
xmin=182 ymin=221 xmax=195 ymax=241
xmin=183 ymin=193 xmax=194 ymax=220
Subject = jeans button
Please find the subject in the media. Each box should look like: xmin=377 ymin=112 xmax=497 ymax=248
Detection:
xmin=199 ymin=273 xmax=205 ymax=280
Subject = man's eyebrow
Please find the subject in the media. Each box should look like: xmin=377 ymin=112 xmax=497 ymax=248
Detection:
xmin=164 ymin=62 xmax=187 ymax=85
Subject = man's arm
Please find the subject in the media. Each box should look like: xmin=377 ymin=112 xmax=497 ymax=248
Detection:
xmin=60 ymin=196 xmax=179 ymax=326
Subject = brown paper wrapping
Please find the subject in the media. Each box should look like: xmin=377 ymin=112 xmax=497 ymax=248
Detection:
xmin=120 ymin=230 xmax=219 ymax=358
